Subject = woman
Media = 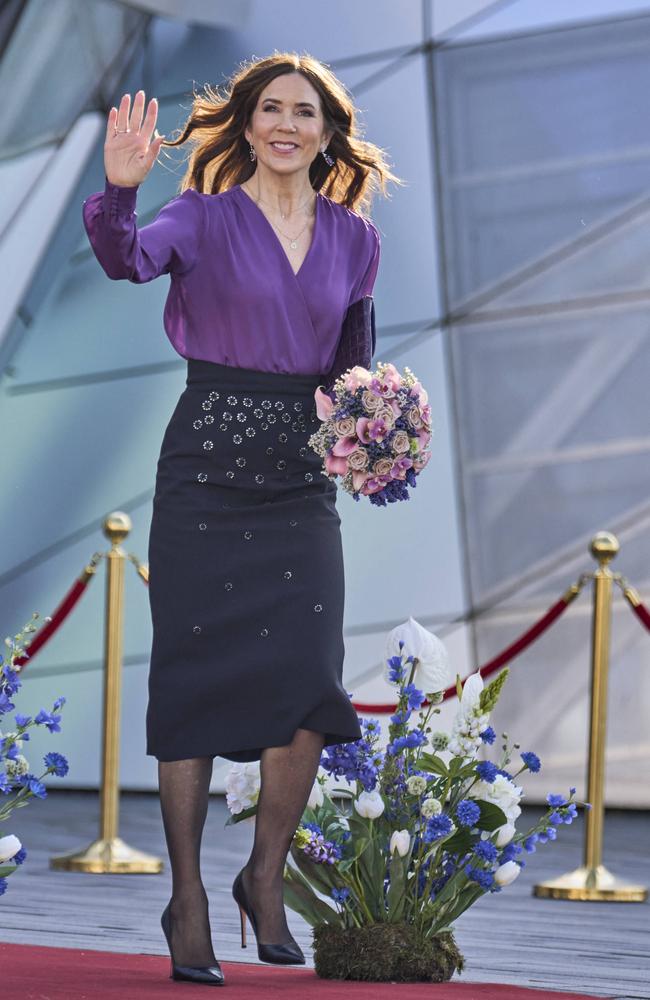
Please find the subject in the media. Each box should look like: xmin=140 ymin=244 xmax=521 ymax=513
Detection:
xmin=82 ymin=52 xmax=399 ymax=986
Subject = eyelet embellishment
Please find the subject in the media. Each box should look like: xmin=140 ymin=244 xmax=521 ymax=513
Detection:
xmin=199 ymin=522 xmax=207 ymax=530
xmin=262 ymin=400 xmax=271 ymax=409
xmin=203 ymin=440 xmax=213 ymax=450
xmin=282 ymin=413 xmax=291 ymax=423
xmin=226 ymin=470 xmax=235 ymax=479
xmin=253 ymin=408 xmax=263 ymax=418
xmin=284 ymin=570 xmax=292 ymax=580
xmin=233 ymin=434 xmax=242 ymax=443
xmin=243 ymin=397 xmax=253 ymax=407
xmin=268 ymin=413 xmax=277 ymax=424
xmin=225 ymin=581 xmax=233 ymax=591
xmin=289 ymin=520 xmax=298 ymax=526
xmin=277 ymin=459 xmax=286 ymax=470
xmin=209 ymin=391 xmax=220 ymax=400
xmin=193 ymin=419 xmax=203 ymax=429
xmin=299 ymin=447 xmax=307 ymax=456
xmin=245 ymin=427 xmax=255 ymax=437
xmin=266 ymin=446 xmax=274 ymax=455
xmin=255 ymin=473 xmax=265 ymax=484
xmin=260 ymin=627 xmax=269 ymax=637
xmin=261 ymin=422 xmax=269 ymax=430
xmin=222 ymin=411 xmax=233 ymax=421
xmin=314 ymin=604 xmax=323 ymax=612
xmin=227 ymin=395 xmax=238 ymax=405
xmin=236 ymin=456 xmax=246 ymax=467
xmin=244 ymin=530 xmax=253 ymax=540
xmin=237 ymin=412 xmax=247 ymax=422
xmin=304 ymin=473 xmax=313 ymax=482
xmin=220 ymin=422 xmax=228 ymax=431
xmin=202 ymin=401 xmax=212 ymax=411
xmin=204 ymin=414 xmax=214 ymax=424
xmin=274 ymin=401 xmax=284 ymax=410
xmin=278 ymin=433 xmax=288 ymax=443
xmin=193 ymin=625 xmax=202 ymax=634
xmin=197 ymin=473 xmax=208 ymax=483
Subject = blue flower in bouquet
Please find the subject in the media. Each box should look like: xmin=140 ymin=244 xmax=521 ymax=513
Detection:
xmin=423 ymin=813 xmax=454 ymax=843
xmin=0 ymin=737 xmax=20 ymax=761
xmin=475 ymin=760 xmax=499 ymax=783
xmin=547 ymin=792 xmax=568 ymax=807
xmin=43 ymin=752 xmax=69 ymax=777
xmin=0 ymin=878 xmax=8 ymax=896
xmin=0 ymin=771 xmax=12 ymax=794
xmin=521 ymin=751 xmax=541 ymax=773
xmin=403 ymin=683 xmax=425 ymax=711
xmin=297 ymin=823 xmax=343 ymax=864
xmin=1 ymin=664 xmax=20 ymax=696
xmin=15 ymin=774 xmax=47 ymax=798
xmin=473 ymin=839 xmax=498 ymax=863
xmin=387 ymin=653 xmax=408 ymax=684
xmin=500 ymin=841 xmax=524 ymax=863
xmin=480 ymin=726 xmax=496 ymax=744
xmin=465 ymin=864 xmax=495 ymax=891
xmin=0 ymin=690 xmax=15 ymax=715
xmin=387 ymin=728 xmax=427 ymax=756
xmin=456 ymin=799 xmax=481 ymax=828
xmin=14 ymin=713 xmax=32 ymax=728
xmin=11 ymin=847 xmax=27 ymax=865
xmin=33 ymin=709 xmax=62 ymax=733
xmin=331 ymin=887 xmax=350 ymax=904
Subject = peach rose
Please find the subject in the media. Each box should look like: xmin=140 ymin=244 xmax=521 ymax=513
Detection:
xmin=372 ymin=458 xmax=394 ymax=476
xmin=334 ymin=416 xmax=356 ymax=438
xmin=392 ymin=430 xmax=410 ymax=454
xmin=406 ymin=406 xmax=423 ymax=430
xmin=361 ymin=389 xmax=384 ymax=413
xmin=348 ymin=448 xmax=369 ymax=470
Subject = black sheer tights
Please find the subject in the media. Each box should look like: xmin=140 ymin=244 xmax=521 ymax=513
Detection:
xmin=157 ymin=727 xmax=325 ymax=964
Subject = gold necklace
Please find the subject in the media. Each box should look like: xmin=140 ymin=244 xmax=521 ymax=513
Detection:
xmin=243 ymin=182 xmax=316 ymax=249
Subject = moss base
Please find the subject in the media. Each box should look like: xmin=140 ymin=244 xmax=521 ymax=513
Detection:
xmin=312 ymin=922 xmax=464 ymax=982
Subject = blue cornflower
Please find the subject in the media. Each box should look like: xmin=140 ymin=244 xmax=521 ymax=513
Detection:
xmin=500 ymin=842 xmax=523 ymax=863
xmin=43 ymin=752 xmax=69 ymax=777
xmin=0 ymin=878 xmax=8 ymax=896
xmin=456 ymin=799 xmax=481 ymax=828
xmin=474 ymin=839 xmax=498 ymax=863
xmin=476 ymin=760 xmax=499 ymax=783
xmin=423 ymin=813 xmax=454 ymax=843
xmin=464 ymin=864 xmax=495 ymax=890
xmin=12 ymin=848 xmax=27 ymax=865
xmin=16 ymin=774 xmax=47 ymax=798
xmin=403 ymin=683 xmax=425 ymax=711
xmin=34 ymin=709 xmax=62 ymax=733
xmin=480 ymin=726 xmax=496 ymax=745
xmin=547 ymin=793 xmax=568 ymax=807
xmin=495 ymin=768 xmax=514 ymax=780
xmin=520 ymin=751 xmax=541 ymax=773
xmin=331 ymin=887 xmax=350 ymax=903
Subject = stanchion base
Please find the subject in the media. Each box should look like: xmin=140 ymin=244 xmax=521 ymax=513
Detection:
xmin=533 ymin=864 xmax=647 ymax=901
xmin=50 ymin=836 xmax=163 ymax=873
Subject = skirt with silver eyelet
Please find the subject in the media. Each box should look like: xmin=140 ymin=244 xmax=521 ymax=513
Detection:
xmin=145 ymin=357 xmax=362 ymax=763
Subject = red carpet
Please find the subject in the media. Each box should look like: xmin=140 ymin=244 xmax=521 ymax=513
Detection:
xmin=0 ymin=942 xmax=607 ymax=1000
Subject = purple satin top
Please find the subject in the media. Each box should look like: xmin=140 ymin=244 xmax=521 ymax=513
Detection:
xmin=81 ymin=177 xmax=381 ymax=376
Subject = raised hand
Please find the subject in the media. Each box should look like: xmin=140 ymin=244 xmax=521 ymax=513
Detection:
xmin=104 ymin=91 xmax=165 ymax=188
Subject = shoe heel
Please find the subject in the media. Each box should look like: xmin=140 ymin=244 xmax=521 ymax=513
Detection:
xmin=237 ymin=902 xmax=247 ymax=948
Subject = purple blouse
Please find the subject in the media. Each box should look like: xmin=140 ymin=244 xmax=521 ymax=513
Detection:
xmin=81 ymin=177 xmax=381 ymax=376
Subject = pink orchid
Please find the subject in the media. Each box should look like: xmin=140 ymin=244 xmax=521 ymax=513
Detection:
xmin=314 ymin=385 xmax=335 ymax=421
xmin=356 ymin=416 xmax=390 ymax=444
xmin=391 ymin=456 xmax=413 ymax=480
xmin=361 ymin=474 xmax=391 ymax=495
xmin=325 ymin=453 xmax=349 ymax=476
xmin=351 ymin=469 xmax=371 ymax=492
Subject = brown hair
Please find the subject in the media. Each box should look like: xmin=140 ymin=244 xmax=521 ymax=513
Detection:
xmin=160 ymin=51 xmax=403 ymax=217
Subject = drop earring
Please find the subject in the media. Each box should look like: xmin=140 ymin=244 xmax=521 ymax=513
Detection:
xmin=320 ymin=146 xmax=335 ymax=167
xmin=249 ymin=142 xmax=256 ymax=161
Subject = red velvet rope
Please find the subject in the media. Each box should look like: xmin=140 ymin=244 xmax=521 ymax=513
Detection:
xmin=351 ymin=593 xmax=576 ymax=713
xmin=12 ymin=570 xmax=97 ymax=669
xmin=628 ymin=600 xmax=650 ymax=631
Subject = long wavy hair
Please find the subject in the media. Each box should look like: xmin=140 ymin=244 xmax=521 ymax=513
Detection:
xmin=160 ymin=51 xmax=403 ymax=217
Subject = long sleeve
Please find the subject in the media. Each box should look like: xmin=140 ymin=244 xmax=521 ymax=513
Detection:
xmin=349 ymin=219 xmax=381 ymax=303
xmin=81 ymin=177 xmax=208 ymax=283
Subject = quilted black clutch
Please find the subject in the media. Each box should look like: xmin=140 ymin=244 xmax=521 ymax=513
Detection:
xmin=320 ymin=295 xmax=376 ymax=395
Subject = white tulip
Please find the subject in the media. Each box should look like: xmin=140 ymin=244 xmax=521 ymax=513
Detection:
xmin=353 ymin=789 xmax=385 ymax=819
xmin=495 ymin=822 xmax=516 ymax=846
xmin=385 ymin=617 xmax=450 ymax=694
xmin=0 ymin=834 xmax=21 ymax=863
xmin=494 ymin=861 xmax=521 ymax=886
xmin=307 ymin=778 xmax=324 ymax=810
xmin=390 ymin=829 xmax=410 ymax=856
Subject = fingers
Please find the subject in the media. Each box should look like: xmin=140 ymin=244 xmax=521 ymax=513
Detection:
xmin=129 ymin=90 xmax=146 ymax=132
xmin=116 ymin=92 xmax=130 ymax=132
xmin=140 ymin=96 xmax=159 ymax=145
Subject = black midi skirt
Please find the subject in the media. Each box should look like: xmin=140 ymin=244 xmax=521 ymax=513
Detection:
xmin=145 ymin=358 xmax=363 ymax=763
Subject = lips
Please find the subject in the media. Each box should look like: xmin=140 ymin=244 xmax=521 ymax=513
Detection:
xmin=270 ymin=142 xmax=298 ymax=149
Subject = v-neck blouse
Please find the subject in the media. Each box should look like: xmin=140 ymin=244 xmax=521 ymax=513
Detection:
xmin=81 ymin=177 xmax=381 ymax=376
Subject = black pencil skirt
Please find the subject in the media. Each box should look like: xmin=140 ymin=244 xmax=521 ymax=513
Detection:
xmin=145 ymin=358 xmax=363 ymax=763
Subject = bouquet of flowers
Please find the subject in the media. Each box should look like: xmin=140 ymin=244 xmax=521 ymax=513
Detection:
xmin=309 ymin=362 xmax=432 ymax=506
xmin=0 ymin=613 xmax=69 ymax=897
xmin=225 ymin=617 xmax=587 ymax=983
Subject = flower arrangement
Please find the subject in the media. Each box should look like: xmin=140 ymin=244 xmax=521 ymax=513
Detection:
xmin=0 ymin=613 xmax=69 ymax=897
xmin=309 ymin=363 xmax=432 ymax=505
xmin=225 ymin=617 xmax=588 ymax=982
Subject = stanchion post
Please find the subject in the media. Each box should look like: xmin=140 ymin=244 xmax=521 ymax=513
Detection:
xmin=534 ymin=531 xmax=647 ymax=901
xmin=50 ymin=512 xmax=162 ymax=874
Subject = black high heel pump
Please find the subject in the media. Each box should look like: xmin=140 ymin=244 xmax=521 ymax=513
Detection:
xmin=232 ymin=867 xmax=305 ymax=964
xmin=160 ymin=900 xmax=225 ymax=985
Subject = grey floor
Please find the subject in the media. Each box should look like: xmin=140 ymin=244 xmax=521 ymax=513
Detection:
xmin=1 ymin=791 xmax=648 ymax=998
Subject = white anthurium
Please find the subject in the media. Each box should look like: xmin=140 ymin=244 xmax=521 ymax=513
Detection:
xmin=225 ymin=762 xmax=261 ymax=816
xmin=353 ymin=789 xmax=385 ymax=819
xmin=390 ymin=829 xmax=411 ymax=856
xmin=384 ymin=616 xmax=451 ymax=694
xmin=448 ymin=672 xmax=489 ymax=757
xmin=495 ymin=822 xmax=517 ymax=847
xmin=494 ymin=860 xmax=521 ymax=886
xmin=307 ymin=778 xmax=324 ymax=810
xmin=0 ymin=834 xmax=21 ymax=863
xmin=458 ymin=671 xmax=484 ymax=718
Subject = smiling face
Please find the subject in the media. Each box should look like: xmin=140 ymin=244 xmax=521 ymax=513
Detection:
xmin=244 ymin=71 xmax=333 ymax=177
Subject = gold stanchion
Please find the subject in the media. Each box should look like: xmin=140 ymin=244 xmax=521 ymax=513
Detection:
xmin=51 ymin=512 xmax=162 ymax=874
xmin=534 ymin=531 xmax=647 ymax=902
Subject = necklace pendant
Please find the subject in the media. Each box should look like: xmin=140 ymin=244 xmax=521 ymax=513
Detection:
xmin=290 ymin=240 xmax=298 ymax=249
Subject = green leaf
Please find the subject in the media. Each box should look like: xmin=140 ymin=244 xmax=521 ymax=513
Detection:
xmin=289 ymin=842 xmax=338 ymax=897
xmin=386 ymin=851 xmax=407 ymax=922
xmin=0 ymin=864 xmax=17 ymax=877
xmin=417 ymin=753 xmax=448 ymax=778
xmin=283 ymin=866 xmax=340 ymax=927
xmin=441 ymin=829 xmax=474 ymax=855
xmin=474 ymin=800 xmax=508 ymax=831
xmin=224 ymin=803 xmax=257 ymax=826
